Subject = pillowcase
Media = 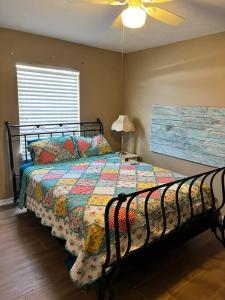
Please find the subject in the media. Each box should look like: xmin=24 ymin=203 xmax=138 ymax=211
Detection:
xmin=92 ymin=135 xmax=113 ymax=154
xmin=27 ymin=137 xmax=48 ymax=145
xmin=28 ymin=136 xmax=79 ymax=164
xmin=73 ymin=134 xmax=113 ymax=158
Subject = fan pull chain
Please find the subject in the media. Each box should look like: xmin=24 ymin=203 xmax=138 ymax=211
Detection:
xmin=121 ymin=24 xmax=125 ymax=81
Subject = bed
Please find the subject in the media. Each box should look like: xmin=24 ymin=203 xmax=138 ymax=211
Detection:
xmin=5 ymin=119 xmax=225 ymax=299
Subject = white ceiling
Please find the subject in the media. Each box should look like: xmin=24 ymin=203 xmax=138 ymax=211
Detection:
xmin=0 ymin=0 xmax=225 ymax=53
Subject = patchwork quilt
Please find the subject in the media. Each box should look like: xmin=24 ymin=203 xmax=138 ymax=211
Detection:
xmin=19 ymin=153 xmax=213 ymax=286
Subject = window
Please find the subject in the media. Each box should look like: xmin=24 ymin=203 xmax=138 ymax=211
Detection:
xmin=16 ymin=64 xmax=80 ymax=156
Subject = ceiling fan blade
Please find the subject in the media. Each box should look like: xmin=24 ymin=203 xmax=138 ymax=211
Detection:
xmin=67 ymin=0 xmax=126 ymax=5
xmin=143 ymin=0 xmax=173 ymax=3
xmin=112 ymin=14 xmax=123 ymax=28
xmin=146 ymin=7 xmax=184 ymax=25
xmin=109 ymin=0 xmax=127 ymax=5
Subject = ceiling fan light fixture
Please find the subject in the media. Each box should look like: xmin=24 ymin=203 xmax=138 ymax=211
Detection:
xmin=122 ymin=6 xmax=147 ymax=29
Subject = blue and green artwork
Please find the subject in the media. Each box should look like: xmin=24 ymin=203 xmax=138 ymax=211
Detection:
xmin=150 ymin=105 xmax=225 ymax=167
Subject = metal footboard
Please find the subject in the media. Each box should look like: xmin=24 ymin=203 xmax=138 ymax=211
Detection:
xmin=99 ymin=167 xmax=225 ymax=299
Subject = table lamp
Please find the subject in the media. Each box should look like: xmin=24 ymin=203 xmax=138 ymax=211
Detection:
xmin=111 ymin=115 xmax=135 ymax=154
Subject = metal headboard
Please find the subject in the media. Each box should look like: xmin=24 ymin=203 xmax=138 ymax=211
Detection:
xmin=5 ymin=119 xmax=104 ymax=203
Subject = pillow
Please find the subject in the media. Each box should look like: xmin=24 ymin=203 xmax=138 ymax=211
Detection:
xmin=27 ymin=138 xmax=45 ymax=145
xmin=73 ymin=135 xmax=113 ymax=158
xmin=92 ymin=135 xmax=113 ymax=155
xmin=28 ymin=136 xmax=79 ymax=164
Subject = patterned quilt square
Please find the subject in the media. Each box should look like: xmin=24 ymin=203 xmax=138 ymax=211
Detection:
xmin=91 ymin=162 xmax=106 ymax=166
xmin=136 ymin=165 xmax=153 ymax=171
xmin=41 ymin=179 xmax=59 ymax=190
xmin=80 ymin=173 xmax=100 ymax=180
xmin=57 ymin=178 xmax=77 ymax=185
xmin=138 ymin=182 xmax=157 ymax=189
xmin=121 ymin=164 xmax=136 ymax=170
xmin=100 ymin=173 xmax=118 ymax=181
xmin=70 ymin=186 xmax=94 ymax=194
xmin=30 ymin=169 xmax=49 ymax=175
xmin=71 ymin=165 xmax=88 ymax=170
xmin=153 ymin=166 xmax=166 ymax=172
xmin=137 ymin=176 xmax=156 ymax=183
xmin=93 ymin=187 xmax=115 ymax=195
xmin=88 ymin=195 xmax=112 ymax=206
xmin=151 ymin=190 xmax=161 ymax=198
xmin=53 ymin=195 xmax=67 ymax=217
xmin=107 ymin=157 xmax=120 ymax=163
xmin=119 ymin=174 xmax=137 ymax=181
xmin=86 ymin=167 xmax=102 ymax=174
xmin=77 ymin=179 xmax=97 ymax=186
xmin=43 ymin=173 xmax=62 ymax=180
xmin=51 ymin=170 xmax=66 ymax=175
xmin=83 ymin=206 xmax=105 ymax=227
xmin=78 ymin=162 xmax=89 ymax=166
xmin=102 ymin=169 xmax=119 ymax=174
xmin=32 ymin=174 xmax=46 ymax=181
xmin=94 ymin=159 xmax=107 ymax=163
xmin=96 ymin=180 xmax=117 ymax=187
xmin=120 ymin=169 xmax=136 ymax=175
xmin=115 ymin=187 xmax=136 ymax=195
xmin=53 ymin=185 xmax=72 ymax=197
xmin=105 ymin=163 xmax=120 ymax=169
xmin=68 ymin=169 xmax=84 ymax=174
xmin=66 ymin=194 xmax=89 ymax=210
xmin=117 ymin=181 xmax=137 ymax=188
xmin=138 ymin=189 xmax=161 ymax=199
xmin=157 ymin=177 xmax=174 ymax=183
xmin=137 ymin=171 xmax=154 ymax=177
xmin=62 ymin=171 xmax=82 ymax=179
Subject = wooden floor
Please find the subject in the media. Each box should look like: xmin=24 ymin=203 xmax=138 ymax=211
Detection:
xmin=0 ymin=202 xmax=225 ymax=300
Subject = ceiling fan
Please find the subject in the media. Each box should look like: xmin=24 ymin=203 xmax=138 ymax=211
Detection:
xmin=70 ymin=0 xmax=184 ymax=29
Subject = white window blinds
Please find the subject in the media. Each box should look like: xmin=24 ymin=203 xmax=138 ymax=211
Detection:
xmin=16 ymin=64 xmax=80 ymax=125
xmin=16 ymin=64 xmax=80 ymax=156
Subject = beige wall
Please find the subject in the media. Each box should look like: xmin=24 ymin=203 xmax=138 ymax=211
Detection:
xmin=124 ymin=32 xmax=225 ymax=177
xmin=1 ymin=28 xmax=225 ymax=199
xmin=0 ymin=28 xmax=123 ymax=199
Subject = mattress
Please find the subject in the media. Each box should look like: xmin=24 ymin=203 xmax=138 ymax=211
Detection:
xmin=19 ymin=153 xmax=213 ymax=286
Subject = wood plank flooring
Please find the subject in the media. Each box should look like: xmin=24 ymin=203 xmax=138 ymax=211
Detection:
xmin=0 ymin=202 xmax=225 ymax=300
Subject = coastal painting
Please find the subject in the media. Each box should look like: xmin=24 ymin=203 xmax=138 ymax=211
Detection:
xmin=150 ymin=105 xmax=225 ymax=167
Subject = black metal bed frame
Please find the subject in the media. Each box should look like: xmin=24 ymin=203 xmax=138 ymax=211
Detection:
xmin=5 ymin=119 xmax=225 ymax=300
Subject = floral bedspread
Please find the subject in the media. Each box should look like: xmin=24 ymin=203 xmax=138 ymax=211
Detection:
xmin=19 ymin=153 xmax=213 ymax=286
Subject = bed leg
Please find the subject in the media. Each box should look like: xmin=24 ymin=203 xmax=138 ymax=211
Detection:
xmin=213 ymin=216 xmax=225 ymax=248
xmin=99 ymin=268 xmax=107 ymax=300
xmin=107 ymin=264 xmax=121 ymax=300
xmin=98 ymin=265 xmax=119 ymax=300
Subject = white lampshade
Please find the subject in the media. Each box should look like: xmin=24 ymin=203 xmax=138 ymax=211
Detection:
xmin=111 ymin=115 xmax=135 ymax=132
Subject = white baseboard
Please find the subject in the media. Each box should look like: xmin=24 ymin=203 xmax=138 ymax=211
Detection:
xmin=0 ymin=198 xmax=14 ymax=206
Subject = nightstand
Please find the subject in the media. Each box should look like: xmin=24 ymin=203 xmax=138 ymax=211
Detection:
xmin=117 ymin=152 xmax=139 ymax=162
